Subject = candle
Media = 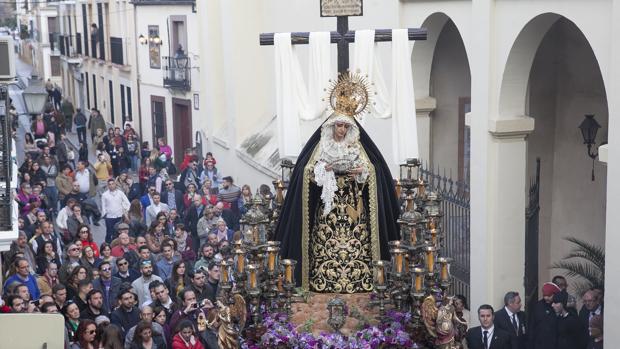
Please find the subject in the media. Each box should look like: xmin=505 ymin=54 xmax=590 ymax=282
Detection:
xmin=248 ymin=265 xmax=258 ymax=288
xmin=235 ymin=251 xmax=245 ymax=273
xmin=410 ymin=227 xmax=417 ymax=245
xmin=220 ymin=261 xmax=229 ymax=284
xmin=425 ymin=247 xmax=436 ymax=273
xmin=418 ymin=178 xmax=425 ymax=196
xmin=395 ymin=253 xmax=403 ymax=273
xmin=431 ymin=229 xmax=437 ymax=245
xmin=267 ymin=251 xmax=276 ymax=271
xmin=439 ymin=257 xmax=451 ymax=281
xmin=285 ymin=264 xmax=293 ymax=283
xmin=277 ymin=275 xmax=284 ymax=292
xmin=377 ymin=267 xmax=384 ymax=285
xmin=395 ymin=179 xmax=402 ymax=198
xmin=413 ymin=268 xmax=424 ymax=292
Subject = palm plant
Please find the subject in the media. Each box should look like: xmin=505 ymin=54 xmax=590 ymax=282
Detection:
xmin=551 ymin=236 xmax=605 ymax=296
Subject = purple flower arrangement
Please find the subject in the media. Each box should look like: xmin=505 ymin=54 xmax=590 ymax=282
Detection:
xmin=241 ymin=310 xmax=421 ymax=349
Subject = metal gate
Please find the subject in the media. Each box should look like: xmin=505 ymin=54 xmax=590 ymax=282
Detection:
xmin=525 ymin=158 xmax=541 ymax=314
xmin=419 ymin=163 xmax=471 ymax=302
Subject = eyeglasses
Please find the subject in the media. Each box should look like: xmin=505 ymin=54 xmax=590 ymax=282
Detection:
xmin=87 ymin=330 xmax=96 ymax=335
xmin=166 ymin=183 xmax=174 ymax=186
xmin=117 ymin=261 xmax=128 ymax=266
xmin=100 ymin=268 xmax=111 ymax=272
xmin=80 ymin=230 xmax=89 ymax=233
xmin=69 ymin=247 xmax=80 ymax=251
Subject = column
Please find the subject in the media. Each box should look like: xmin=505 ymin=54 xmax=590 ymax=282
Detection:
xmin=472 ymin=116 xmax=534 ymax=307
xmin=604 ymin=0 xmax=620 ymax=343
xmin=416 ymin=96 xmax=436 ymax=162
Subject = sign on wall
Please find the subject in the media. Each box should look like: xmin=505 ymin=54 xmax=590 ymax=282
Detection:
xmin=320 ymin=0 xmax=363 ymax=17
xmin=148 ymin=25 xmax=161 ymax=69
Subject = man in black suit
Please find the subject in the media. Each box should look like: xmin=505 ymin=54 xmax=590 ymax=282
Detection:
xmin=466 ymin=304 xmax=516 ymax=349
xmin=494 ymin=291 xmax=526 ymax=349
xmin=161 ymin=179 xmax=185 ymax=218
xmin=184 ymin=194 xmax=205 ymax=251
xmin=578 ymin=289 xmax=604 ymax=345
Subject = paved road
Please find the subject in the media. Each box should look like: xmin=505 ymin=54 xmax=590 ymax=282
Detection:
xmin=11 ymin=58 xmax=106 ymax=246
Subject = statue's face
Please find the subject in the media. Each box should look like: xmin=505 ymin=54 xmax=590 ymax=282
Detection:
xmin=334 ymin=121 xmax=350 ymax=140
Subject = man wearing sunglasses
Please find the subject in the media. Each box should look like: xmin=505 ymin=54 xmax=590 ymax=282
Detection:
xmin=114 ymin=257 xmax=140 ymax=284
xmin=93 ymin=261 xmax=123 ymax=313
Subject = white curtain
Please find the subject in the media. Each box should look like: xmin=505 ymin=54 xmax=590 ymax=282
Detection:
xmin=352 ymin=29 xmax=418 ymax=163
xmin=274 ymin=29 xmax=418 ymax=163
xmin=391 ymin=29 xmax=419 ymax=163
xmin=274 ymin=32 xmax=331 ymax=158
xmin=351 ymin=30 xmax=391 ymax=120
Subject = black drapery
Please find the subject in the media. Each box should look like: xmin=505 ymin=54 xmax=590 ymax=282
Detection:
xmin=274 ymin=120 xmax=402 ymax=287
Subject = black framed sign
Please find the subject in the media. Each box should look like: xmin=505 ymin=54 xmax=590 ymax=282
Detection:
xmin=320 ymin=0 xmax=363 ymax=17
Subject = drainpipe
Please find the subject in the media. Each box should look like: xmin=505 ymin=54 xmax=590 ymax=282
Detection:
xmin=132 ymin=4 xmax=144 ymax=140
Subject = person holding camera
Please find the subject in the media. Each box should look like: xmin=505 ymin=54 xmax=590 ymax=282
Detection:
xmin=94 ymin=153 xmax=112 ymax=194
xmin=168 ymin=288 xmax=213 ymax=340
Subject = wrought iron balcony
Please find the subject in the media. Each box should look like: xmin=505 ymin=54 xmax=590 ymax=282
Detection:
xmin=162 ymin=55 xmax=191 ymax=91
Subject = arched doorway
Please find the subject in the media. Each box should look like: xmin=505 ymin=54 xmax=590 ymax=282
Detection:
xmin=501 ymin=14 xmax=608 ymax=306
xmin=412 ymin=13 xmax=471 ymax=181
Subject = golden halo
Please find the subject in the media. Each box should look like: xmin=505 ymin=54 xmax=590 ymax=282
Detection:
xmin=328 ymin=72 xmax=371 ymax=117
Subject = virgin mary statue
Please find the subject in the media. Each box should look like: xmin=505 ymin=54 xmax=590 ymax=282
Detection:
xmin=275 ymin=73 xmax=401 ymax=293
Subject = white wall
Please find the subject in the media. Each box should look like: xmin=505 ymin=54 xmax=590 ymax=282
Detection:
xmin=134 ymin=3 xmax=200 ymax=147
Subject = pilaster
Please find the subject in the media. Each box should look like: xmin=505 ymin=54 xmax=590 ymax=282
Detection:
xmin=482 ymin=116 xmax=534 ymax=306
xmin=416 ymin=96 xmax=436 ymax=162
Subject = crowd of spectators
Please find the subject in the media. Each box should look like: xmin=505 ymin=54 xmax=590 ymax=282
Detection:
xmin=1 ymin=100 xmax=262 ymax=348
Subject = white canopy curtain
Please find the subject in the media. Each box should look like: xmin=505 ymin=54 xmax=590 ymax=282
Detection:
xmin=274 ymin=29 xmax=418 ymax=163
xmin=274 ymin=32 xmax=332 ymax=159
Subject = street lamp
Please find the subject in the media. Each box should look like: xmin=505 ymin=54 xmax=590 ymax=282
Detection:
xmin=22 ymin=79 xmax=48 ymax=116
xmin=175 ymin=55 xmax=189 ymax=69
xmin=578 ymin=114 xmax=602 ymax=181
xmin=578 ymin=114 xmax=601 ymax=159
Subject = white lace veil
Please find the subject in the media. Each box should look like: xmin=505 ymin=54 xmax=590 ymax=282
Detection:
xmin=320 ymin=112 xmax=360 ymax=148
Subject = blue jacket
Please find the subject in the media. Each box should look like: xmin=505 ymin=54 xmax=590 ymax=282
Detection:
xmin=4 ymin=273 xmax=41 ymax=300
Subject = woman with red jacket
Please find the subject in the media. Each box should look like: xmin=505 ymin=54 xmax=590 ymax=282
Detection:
xmin=172 ymin=320 xmax=204 ymax=349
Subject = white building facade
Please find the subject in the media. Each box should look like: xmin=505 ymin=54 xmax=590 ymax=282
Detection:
xmin=53 ymin=0 xmax=139 ymax=130
xmin=133 ymin=0 xmax=199 ymax=165
xmin=17 ymin=0 xmax=61 ymax=85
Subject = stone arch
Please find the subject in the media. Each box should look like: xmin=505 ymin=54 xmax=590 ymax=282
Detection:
xmin=522 ymin=15 xmax=609 ymax=299
xmin=498 ymin=13 xmax=607 ymax=119
xmin=411 ymin=12 xmax=469 ymax=99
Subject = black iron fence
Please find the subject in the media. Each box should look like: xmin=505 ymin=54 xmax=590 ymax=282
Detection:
xmin=525 ymin=159 xmax=541 ymax=314
xmin=418 ymin=162 xmax=471 ymax=302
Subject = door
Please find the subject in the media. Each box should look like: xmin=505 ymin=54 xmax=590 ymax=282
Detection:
xmin=172 ymin=98 xmax=192 ymax=167
xmin=150 ymin=95 xmax=166 ymax=146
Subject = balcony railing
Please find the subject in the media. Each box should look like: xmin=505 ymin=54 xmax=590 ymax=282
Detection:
xmin=162 ymin=56 xmax=191 ymax=91
xmin=110 ymin=37 xmax=124 ymax=65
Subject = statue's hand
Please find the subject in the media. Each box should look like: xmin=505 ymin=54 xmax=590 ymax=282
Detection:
xmin=348 ymin=167 xmax=363 ymax=176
